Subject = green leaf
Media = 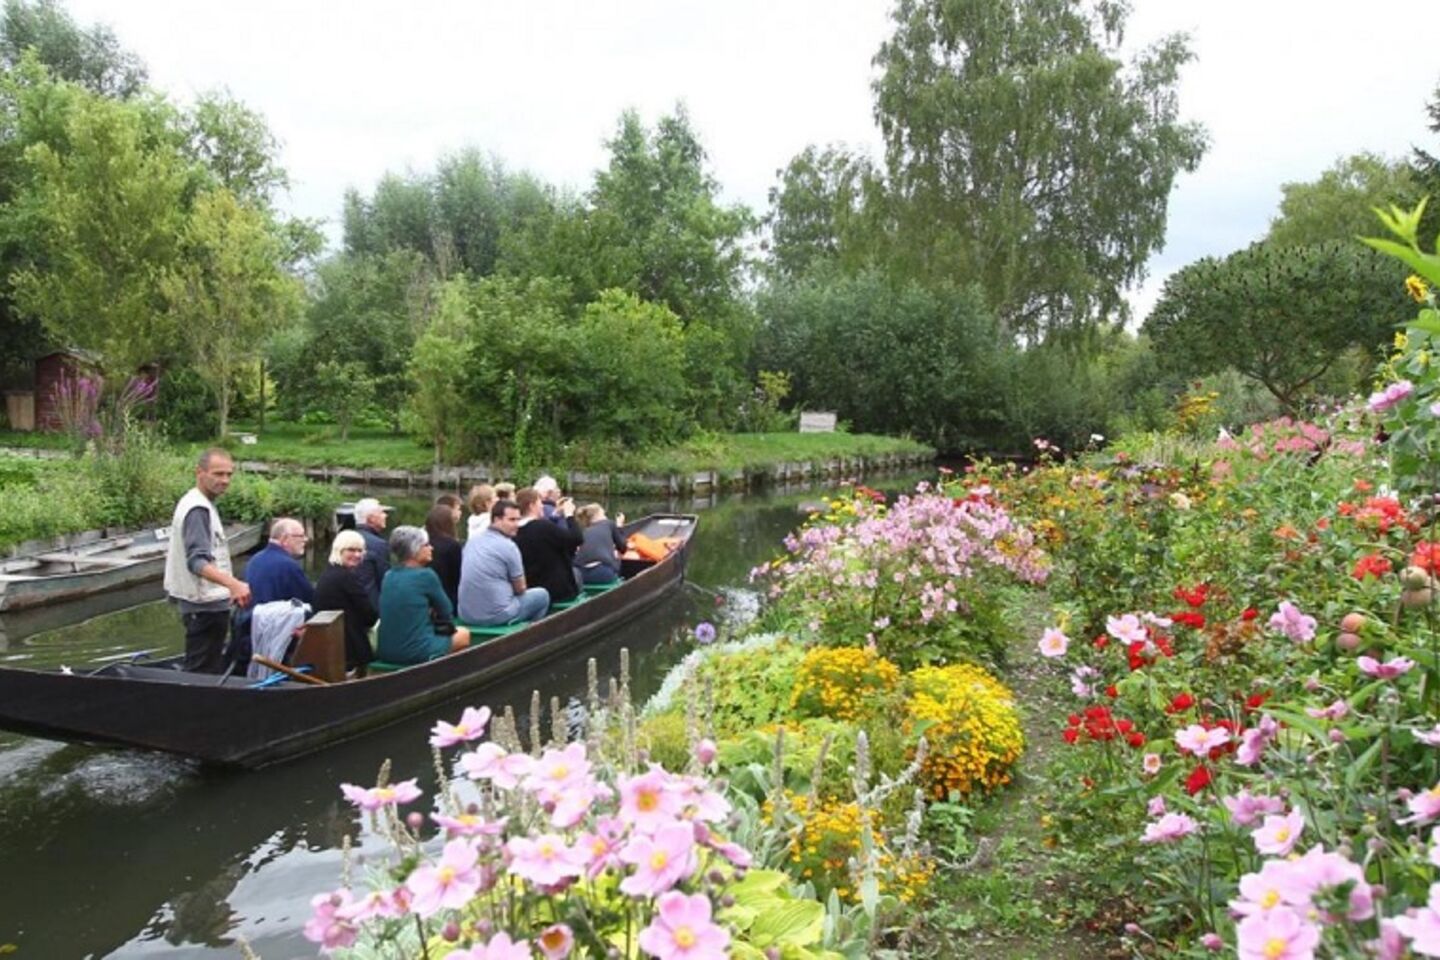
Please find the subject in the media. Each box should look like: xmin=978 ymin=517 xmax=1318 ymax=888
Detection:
xmin=1362 ymin=236 xmax=1440 ymax=286
xmin=750 ymin=901 xmax=826 ymax=948
xmin=728 ymin=869 xmax=792 ymax=905
xmin=1406 ymin=309 xmax=1440 ymax=336
xmin=1346 ymin=737 xmax=1384 ymax=791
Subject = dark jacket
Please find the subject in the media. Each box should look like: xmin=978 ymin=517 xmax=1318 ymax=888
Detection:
xmin=355 ymin=527 xmax=390 ymax=609
xmin=515 ymin=516 xmax=583 ymax=603
xmin=314 ymin=563 xmax=377 ymax=669
xmin=428 ymin=533 xmax=463 ymax=610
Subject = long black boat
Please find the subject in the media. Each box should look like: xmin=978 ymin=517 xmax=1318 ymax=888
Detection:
xmin=0 ymin=513 xmax=696 ymax=768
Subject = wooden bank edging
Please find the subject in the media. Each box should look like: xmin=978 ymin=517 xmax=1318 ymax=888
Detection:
xmin=235 ymin=450 xmax=936 ymax=495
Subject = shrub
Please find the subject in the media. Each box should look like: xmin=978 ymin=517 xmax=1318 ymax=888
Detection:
xmin=904 ymin=663 xmax=1024 ymax=799
xmin=789 ymin=645 xmax=901 ymax=722
xmin=669 ymin=638 xmax=808 ymax=739
xmin=769 ymin=791 xmax=934 ymax=905
xmin=754 ymin=487 xmax=1048 ymax=668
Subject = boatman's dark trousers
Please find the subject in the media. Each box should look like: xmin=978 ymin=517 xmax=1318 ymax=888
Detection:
xmin=181 ymin=610 xmax=229 ymax=673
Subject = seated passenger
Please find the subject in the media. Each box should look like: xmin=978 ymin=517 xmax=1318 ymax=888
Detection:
xmin=534 ymin=474 xmax=568 ymax=526
xmin=575 ymin=503 xmax=628 ymax=585
xmin=314 ymin=529 xmax=378 ymax=673
xmin=514 ymin=486 xmax=583 ymax=604
xmin=352 ymin=497 xmax=390 ymax=610
xmin=425 ymin=503 xmax=463 ymax=610
xmin=459 ymin=499 xmax=550 ymax=626
xmin=466 ymin=483 xmax=497 ymax=540
xmin=376 ymin=526 xmax=471 ymax=665
xmin=228 ymin=516 xmax=314 ymax=671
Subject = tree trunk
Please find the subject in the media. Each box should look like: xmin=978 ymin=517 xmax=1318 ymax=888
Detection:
xmin=258 ymin=359 xmax=266 ymax=432
xmin=217 ymin=382 xmax=230 ymax=439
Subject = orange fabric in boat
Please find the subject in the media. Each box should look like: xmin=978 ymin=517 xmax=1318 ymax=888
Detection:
xmin=626 ymin=533 xmax=681 ymax=562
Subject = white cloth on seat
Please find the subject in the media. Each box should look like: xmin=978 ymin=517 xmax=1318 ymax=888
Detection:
xmin=247 ymin=599 xmax=312 ymax=679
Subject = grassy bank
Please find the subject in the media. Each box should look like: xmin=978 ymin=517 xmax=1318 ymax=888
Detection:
xmin=190 ymin=422 xmax=934 ymax=477
xmin=0 ymin=443 xmax=335 ymax=551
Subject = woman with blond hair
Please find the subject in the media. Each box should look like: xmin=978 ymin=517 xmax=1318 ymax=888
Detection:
xmin=313 ymin=529 xmax=378 ymax=673
xmin=466 ymin=484 xmax=497 ymax=540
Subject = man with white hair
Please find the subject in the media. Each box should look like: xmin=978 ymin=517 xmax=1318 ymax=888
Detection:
xmin=534 ymin=474 xmax=568 ymax=526
xmin=352 ymin=498 xmax=390 ymax=608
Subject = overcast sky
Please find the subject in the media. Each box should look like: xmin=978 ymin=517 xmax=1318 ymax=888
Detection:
xmin=64 ymin=0 xmax=1438 ymax=319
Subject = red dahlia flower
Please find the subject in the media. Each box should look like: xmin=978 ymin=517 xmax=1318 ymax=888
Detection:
xmin=1352 ymin=553 xmax=1393 ymax=581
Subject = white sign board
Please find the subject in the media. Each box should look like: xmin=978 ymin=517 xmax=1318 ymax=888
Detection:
xmin=798 ymin=411 xmax=836 ymax=433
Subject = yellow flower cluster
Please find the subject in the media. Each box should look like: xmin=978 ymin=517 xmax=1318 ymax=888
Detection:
xmin=790 ymin=646 xmax=901 ymax=722
xmin=905 ymin=663 xmax=1024 ymax=799
xmin=1174 ymin=388 xmax=1220 ymax=434
xmin=767 ymin=792 xmax=932 ymax=904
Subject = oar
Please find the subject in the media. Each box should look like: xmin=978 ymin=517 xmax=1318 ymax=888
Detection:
xmin=252 ymin=655 xmax=328 ymax=685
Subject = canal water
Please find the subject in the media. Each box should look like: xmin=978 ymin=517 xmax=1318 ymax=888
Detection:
xmin=0 ymin=475 xmax=926 ymax=958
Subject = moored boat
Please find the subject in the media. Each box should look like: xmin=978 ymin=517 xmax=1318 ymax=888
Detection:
xmin=0 ymin=521 xmax=265 ymax=613
xmin=0 ymin=513 xmax=696 ymax=768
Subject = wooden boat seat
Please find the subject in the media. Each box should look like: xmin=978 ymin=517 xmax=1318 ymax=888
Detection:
xmin=289 ymin=610 xmax=346 ymax=683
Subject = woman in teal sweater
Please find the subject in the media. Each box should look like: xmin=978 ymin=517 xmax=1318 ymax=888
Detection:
xmin=377 ymin=526 xmax=472 ymax=664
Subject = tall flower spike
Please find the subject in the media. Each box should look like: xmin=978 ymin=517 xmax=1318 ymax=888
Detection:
xmin=550 ymin=695 xmax=565 ymax=747
xmin=501 ymin=705 xmax=521 ymax=751
xmin=806 ymin=731 xmax=836 ymax=816
xmin=619 ymin=647 xmax=632 ymax=706
xmin=770 ymin=724 xmax=790 ymax=824
xmin=529 ymin=690 xmax=543 ymax=757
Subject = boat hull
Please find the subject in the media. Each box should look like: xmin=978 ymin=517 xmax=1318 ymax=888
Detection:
xmin=0 ymin=515 xmax=694 ymax=767
xmin=0 ymin=522 xmax=264 ymax=612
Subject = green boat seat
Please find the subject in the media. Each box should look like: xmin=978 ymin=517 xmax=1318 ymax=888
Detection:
xmin=457 ymin=620 xmax=529 ymax=638
xmin=582 ymin=579 xmax=622 ymax=594
xmin=550 ymin=597 xmax=585 ymax=611
xmin=367 ymin=660 xmax=408 ymax=674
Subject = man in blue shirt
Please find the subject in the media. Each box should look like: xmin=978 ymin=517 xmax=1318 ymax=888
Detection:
xmin=458 ymin=500 xmax=549 ymax=626
xmin=246 ymin=518 xmax=315 ymax=606
xmin=229 ymin=517 xmax=314 ymax=670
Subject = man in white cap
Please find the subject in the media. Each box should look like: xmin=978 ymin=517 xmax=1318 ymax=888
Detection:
xmin=352 ymin=498 xmax=390 ymax=608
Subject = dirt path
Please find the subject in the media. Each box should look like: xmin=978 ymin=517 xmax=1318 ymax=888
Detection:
xmin=905 ymin=596 xmax=1120 ymax=959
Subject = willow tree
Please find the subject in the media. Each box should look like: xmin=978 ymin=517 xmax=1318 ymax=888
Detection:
xmin=871 ymin=0 xmax=1207 ymax=334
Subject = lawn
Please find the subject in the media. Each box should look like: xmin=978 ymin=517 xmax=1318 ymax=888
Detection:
xmin=1 ymin=421 xmax=933 ymax=477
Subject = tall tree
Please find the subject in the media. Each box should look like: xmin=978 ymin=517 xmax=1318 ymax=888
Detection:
xmin=763 ymin=144 xmax=883 ymax=281
xmin=1143 ymin=241 xmax=1411 ymax=410
xmin=9 ymin=83 xmax=189 ymax=374
xmin=1267 ymin=153 xmax=1421 ymax=248
xmin=0 ymin=0 xmax=145 ymax=98
xmin=586 ymin=107 xmax=754 ymax=326
xmin=871 ymin=0 xmax=1206 ymax=334
xmin=1411 ymin=80 xmax=1440 ymax=247
xmin=161 ymin=188 xmax=302 ymax=436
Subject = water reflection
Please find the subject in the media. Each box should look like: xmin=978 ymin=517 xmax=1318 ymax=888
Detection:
xmin=0 ymin=473 xmax=929 ymax=956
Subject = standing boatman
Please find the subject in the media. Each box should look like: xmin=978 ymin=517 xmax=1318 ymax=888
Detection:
xmin=164 ymin=447 xmax=252 ymax=673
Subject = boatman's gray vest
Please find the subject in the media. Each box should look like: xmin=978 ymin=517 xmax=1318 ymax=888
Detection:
xmin=163 ymin=487 xmax=232 ymax=605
